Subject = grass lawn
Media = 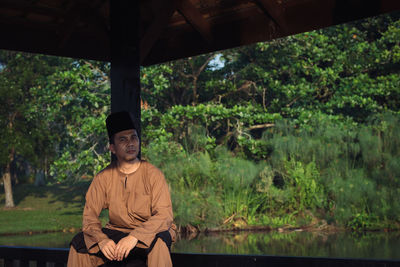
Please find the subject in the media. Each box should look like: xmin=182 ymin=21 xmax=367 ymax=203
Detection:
xmin=0 ymin=181 xmax=108 ymax=234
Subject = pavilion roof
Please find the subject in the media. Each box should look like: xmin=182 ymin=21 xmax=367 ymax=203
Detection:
xmin=0 ymin=0 xmax=399 ymax=66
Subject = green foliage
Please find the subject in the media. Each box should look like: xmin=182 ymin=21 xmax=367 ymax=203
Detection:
xmin=141 ymin=53 xmax=220 ymax=108
xmin=258 ymin=111 xmax=400 ymax=227
xmin=144 ymin=109 xmax=400 ymax=230
xmin=1 ymin=12 xmax=400 ymax=230
xmin=151 ymin=149 xmax=224 ymax=228
xmin=284 ymin=160 xmax=325 ymax=212
xmin=30 ymin=61 xmax=111 ymax=182
xmin=0 ymin=52 xmax=61 ymax=206
xmin=216 ymin=12 xmax=400 ymax=121
xmin=0 ymin=51 xmax=73 ymax=179
xmin=141 ymin=104 xmax=281 ymax=162
xmin=145 ymin=146 xmax=266 ymax=228
xmin=0 ymin=53 xmax=110 ymax=183
xmin=213 ymin=148 xmax=263 ymax=219
xmin=346 ymin=212 xmax=378 ymax=231
xmin=360 ymin=113 xmax=400 ymax=187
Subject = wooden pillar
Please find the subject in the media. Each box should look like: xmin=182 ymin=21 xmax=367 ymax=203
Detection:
xmin=110 ymin=0 xmax=141 ymax=136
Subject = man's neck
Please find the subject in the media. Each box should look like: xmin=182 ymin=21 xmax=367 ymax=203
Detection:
xmin=117 ymin=158 xmax=141 ymax=174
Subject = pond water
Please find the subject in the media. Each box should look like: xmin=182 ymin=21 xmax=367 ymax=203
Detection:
xmin=0 ymin=230 xmax=399 ymax=260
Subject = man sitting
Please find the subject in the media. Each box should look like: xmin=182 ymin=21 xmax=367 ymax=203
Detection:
xmin=68 ymin=111 xmax=176 ymax=267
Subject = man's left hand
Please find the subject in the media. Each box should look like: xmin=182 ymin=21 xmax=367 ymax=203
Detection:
xmin=115 ymin=235 xmax=138 ymax=261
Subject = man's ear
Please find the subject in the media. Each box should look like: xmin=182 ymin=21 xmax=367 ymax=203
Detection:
xmin=109 ymin=144 xmax=116 ymax=154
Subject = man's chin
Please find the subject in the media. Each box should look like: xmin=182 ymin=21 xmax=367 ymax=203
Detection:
xmin=124 ymin=155 xmax=138 ymax=162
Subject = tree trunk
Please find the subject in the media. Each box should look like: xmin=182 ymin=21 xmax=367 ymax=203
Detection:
xmin=3 ymin=159 xmax=15 ymax=208
xmin=192 ymin=77 xmax=198 ymax=105
xmin=4 ymin=113 xmax=16 ymax=208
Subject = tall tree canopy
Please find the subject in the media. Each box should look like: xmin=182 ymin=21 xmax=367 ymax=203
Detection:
xmin=0 ymin=52 xmax=110 ymax=207
xmin=139 ymin=12 xmax=399 ymax=160
xmin=0 ymin=51 xmax=73 ymax=207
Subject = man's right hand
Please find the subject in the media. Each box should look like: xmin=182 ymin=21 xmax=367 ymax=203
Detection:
xmin=98 ymin=238 xmax=117 ymax=261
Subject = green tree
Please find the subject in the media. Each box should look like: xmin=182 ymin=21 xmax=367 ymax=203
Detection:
xmin=31 ymin=60 xmax=111 ymax=182
xmin=140 ymin=12 xmax=399 ymax=163
xmin=141 ymin=53 xmax=219 ymax=110
xmin=217 ymin=12 xmax=400 ymax=121
xmin=0 ymin=51 xmax=71 ymax=207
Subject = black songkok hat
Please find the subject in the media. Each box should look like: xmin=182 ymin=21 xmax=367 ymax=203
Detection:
xmin=106 ymin=111 xmax=137 ymax=139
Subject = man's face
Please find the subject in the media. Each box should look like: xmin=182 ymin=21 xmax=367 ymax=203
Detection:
xmin=109 ymin=129 xmax=139 ymax=163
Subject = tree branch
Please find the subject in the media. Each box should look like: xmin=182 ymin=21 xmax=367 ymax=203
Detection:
xmin=247 ymin=123 xmax=275 ymax=130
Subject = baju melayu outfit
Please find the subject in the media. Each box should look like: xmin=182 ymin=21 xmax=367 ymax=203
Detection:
xmin=67 ymin=160 xmax=176 ymax=267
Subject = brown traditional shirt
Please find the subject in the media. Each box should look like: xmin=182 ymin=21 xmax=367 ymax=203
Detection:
xmin=82 ymin=160 xmax=174 ymax=249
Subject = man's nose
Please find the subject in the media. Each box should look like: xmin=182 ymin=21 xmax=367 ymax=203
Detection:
xmin=128 ymin=136 xmax=138 ymax=145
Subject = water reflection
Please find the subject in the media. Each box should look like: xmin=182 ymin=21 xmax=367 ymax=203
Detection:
xmin=172 ymin=231 xmax=400 ymax=260
xmin=0 ymin=230 xmax=399 ymax=260
xmin=0 ymin=232 xmax=75 ymax=248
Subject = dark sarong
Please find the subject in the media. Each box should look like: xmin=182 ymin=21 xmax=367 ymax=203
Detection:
xmin=70 ymin=228 xmax=172 ymax=267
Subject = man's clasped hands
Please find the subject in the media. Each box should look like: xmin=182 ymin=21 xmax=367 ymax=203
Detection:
xmin=98 ymin=235 xmax=138 ymax=261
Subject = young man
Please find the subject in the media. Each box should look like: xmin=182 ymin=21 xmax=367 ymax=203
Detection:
xmin=68 ymin=111 xmax=176 ymax=267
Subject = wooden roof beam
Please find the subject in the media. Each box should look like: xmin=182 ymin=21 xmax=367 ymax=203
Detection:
xmin=175 ymin=0 xmax=213 ymax=43
xmin=0 ymin=0 xmax=64 ymax=18
xmin=57 ymin=0 xmax=106 ymax=49
xmin=142 ymin=7 xmax=277 ymax=66
xmin=254 ymin=0 xmax=288 ymax=34
xmin=140 ymin=0 xmax=176 ymax=64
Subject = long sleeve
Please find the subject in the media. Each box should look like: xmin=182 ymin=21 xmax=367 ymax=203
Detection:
xmin=130 ymin=166 xmax=173 ymax=247
xmin=82 ymin=173 xmax=109 ymax=249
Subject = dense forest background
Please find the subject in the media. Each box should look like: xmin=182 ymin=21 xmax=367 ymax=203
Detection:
xmin=1 ymin=12 xmax=399 ymax=231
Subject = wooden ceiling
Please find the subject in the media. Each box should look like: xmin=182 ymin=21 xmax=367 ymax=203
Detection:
xmin=0 ymin=0 xmax=399 ymax=66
